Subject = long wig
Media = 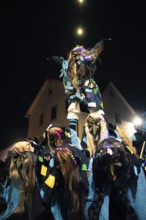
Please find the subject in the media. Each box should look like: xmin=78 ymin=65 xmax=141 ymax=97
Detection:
xmin=54 ymin=146 xmax=87 ymax=220
xmin=9 ymin=141 xmax=36 ymax=219
xmin=88 ymin=137 xmax=139 ymax=220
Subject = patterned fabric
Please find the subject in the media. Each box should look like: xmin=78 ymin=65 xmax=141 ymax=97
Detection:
xmin=51 ymin=202 xmax=63 ymax=220
xmin=66 ymin=79 xmax=104 ymax=116
xmin=69 ymin=128 xmax=83 ymax=150
xmin=127 ymin=166 xmax=146 ymax=220
xmin=85 ymin=158 xmax=94 ymax=220
xmin=59 ymin=41 xmax=104 ymax=121
xmin=99 ymin=187 xmax=111 ymax=220
xmin=0 ymin=179 xmax=23 ymax=220
xmin=82 ymin=79 xmax=103 ymax=113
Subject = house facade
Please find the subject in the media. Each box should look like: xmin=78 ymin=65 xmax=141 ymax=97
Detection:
xmin=25 ymin=79 xmax=137 ymax=141
xmin=102 ymin=82 xmax=137 ymax=138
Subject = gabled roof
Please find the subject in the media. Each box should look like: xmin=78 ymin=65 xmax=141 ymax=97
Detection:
xmin=107 ymin=81 xmax=136 ymax=115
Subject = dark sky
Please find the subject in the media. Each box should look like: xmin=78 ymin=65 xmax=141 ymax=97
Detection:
xmin=0 ymin=0 xmax=146 ymax=149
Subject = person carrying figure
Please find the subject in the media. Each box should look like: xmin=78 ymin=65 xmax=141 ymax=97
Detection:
xmin=88 ymin=137 xmax=146 ymax=220
xmin=0 ymin=140 xmax=49 ymax=220
xmin=38 ymin=123 xmax=90 ymax=220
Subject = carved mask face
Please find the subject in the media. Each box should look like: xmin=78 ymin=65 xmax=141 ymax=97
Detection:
xmin=87 ymin=117 xmax=101 ymax=141
xmin=71 ymin=46 xmax=88 ymax=65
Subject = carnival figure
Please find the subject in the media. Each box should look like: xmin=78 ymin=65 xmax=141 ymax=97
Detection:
xmin=52 ymin=39 xmax=111 ymax=131
xmin=0 ymin=141 xmax=48 ymax=220
xmin=38 ymin=124 xmax=90 ymax=220
xmin=88 ymin=137 xmax=146 ymax=220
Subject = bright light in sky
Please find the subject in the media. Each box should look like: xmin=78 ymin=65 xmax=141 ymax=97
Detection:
xmin=78 ymin=0 xmax=84 ymax=3
xmin=77 ymin=27 xmax=83 ymax=35
xmin=133 ymin=116 xmax=143 ymax=126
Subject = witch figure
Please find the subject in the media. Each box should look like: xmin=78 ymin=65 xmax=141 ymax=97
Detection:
xmin=52 ymin=39 xmax=111 ymax=131
xmin=88 ymin=137 xmax=146 ymax=220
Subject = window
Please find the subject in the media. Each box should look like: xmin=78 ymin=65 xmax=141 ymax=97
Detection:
xmin=48 ymin=89 xmax=52 ymax=96
xmin=38 ymin=114 xmax=44 ymax=126
xmin=51 ymin=106 xmax=57 ymax=120
xmin=115 ymin=112 xmax=121 ymax=124
xmin=109 ymin=91 xmax=115 ymax=98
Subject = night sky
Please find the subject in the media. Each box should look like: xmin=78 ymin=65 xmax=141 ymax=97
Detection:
xmin=1 ymin=0 xmax=146 ymax=150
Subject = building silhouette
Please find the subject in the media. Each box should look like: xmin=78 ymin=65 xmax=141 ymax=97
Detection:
xmin=25 ymin=78 xmax=137 ymax=141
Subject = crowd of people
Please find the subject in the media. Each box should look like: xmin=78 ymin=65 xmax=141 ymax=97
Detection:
xmin=0 ymin=40 xmax=146 ymax=220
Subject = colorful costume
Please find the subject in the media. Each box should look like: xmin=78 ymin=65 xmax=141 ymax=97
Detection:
xmin=37 ymin=124 xmax=89 ymax=220
xmin=56 ymin=39 xmax=110 ymax=130
xmin=88 ymin=137 xmax=146 ymax=220
xmin=0 ymin=141 xmax=48 ymax=220
xmin=40 ymin=144 xmax=89 ymax=220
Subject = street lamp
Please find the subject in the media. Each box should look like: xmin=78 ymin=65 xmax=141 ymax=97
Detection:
xmin=77 ymin=27 xmax=83 ymax=36
xmin=78 ymin=0 xmax=84 ymax=4
xmin=133 ymin=115 xmax=143 ymax=127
